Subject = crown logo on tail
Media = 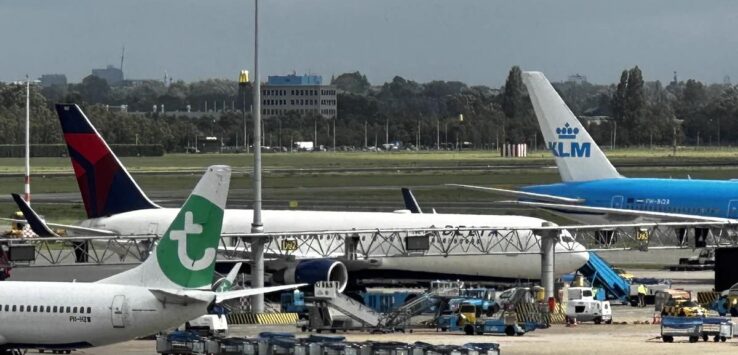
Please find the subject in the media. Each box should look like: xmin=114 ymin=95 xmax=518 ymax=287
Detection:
xmin=556 ymin=123 xmax=579 ymax=140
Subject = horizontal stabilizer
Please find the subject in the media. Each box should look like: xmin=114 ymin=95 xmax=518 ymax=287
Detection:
xmin=149 ymin=289 xmax=213 ymax=305
xmin=11 ymin=193 xmax=60 ymax=237
xmin=447 ymin=184 xmax=584 ymax=204
xmin=215 ymin=284 xmax=306 ymax=303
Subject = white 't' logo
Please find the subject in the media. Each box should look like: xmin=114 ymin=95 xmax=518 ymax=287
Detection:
xmin=170 ymin=211 xmax=216 ymax=271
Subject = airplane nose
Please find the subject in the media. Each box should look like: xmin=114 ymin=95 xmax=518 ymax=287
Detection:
xmin=554 ymin=241 xmax=589 ymax=275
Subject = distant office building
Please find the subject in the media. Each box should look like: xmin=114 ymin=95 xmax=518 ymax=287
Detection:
xmin=261 ymin=73 xmax=337 ymax=118
xmin=39 ymin=74 xmax=67 ymax=88
xmin=92 ymin=65 xmax=124 ymax=85
xmin=567 ymin=73 xmax=588 ymax=84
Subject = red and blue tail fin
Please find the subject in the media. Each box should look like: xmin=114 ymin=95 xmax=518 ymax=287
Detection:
xmin=55 ymin=104 xmax=159 ymax=218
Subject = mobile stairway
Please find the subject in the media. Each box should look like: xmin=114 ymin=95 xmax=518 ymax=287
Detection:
xmin=577 ymin=251 xmax=631 ymax=303
xmin=312 ymin=281 xmax=382 ymax=328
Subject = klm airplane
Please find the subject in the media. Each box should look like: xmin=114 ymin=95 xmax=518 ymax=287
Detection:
xmin=453 ymin=71 xmax=738 ymax=227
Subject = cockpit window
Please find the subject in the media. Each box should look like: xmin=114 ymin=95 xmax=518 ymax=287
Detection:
xmin=561 ymin=236 xmax=574 ymax=243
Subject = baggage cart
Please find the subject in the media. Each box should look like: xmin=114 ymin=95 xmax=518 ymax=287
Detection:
xmin=660 ymin=316 xmax=702 ymax=343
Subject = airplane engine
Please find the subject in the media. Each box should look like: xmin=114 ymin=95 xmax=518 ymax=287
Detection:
xmin=275 ymin=259 xmax=349 ymax=292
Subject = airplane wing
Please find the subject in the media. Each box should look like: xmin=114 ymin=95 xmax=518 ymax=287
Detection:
xmin=11 ymin=193 xmax=60 ymax=237
xmin=0 ymin=217 xmax=118 ymax=236
xmin=507 ymin=200 xmax=731 ymax=223
xmin=447 ymin=184 xmax=584 ymax=204
xmin=214 ymin=283 xmax=306 ymax=303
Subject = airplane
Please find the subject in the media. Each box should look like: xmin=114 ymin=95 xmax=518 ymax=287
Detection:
xmin=35 ymin=104 xmax=591 ymax=289
xmin=452 ymin=71 xmax=738 ymax=230
xmin=0 ymin=165 xmax=303 ymax=352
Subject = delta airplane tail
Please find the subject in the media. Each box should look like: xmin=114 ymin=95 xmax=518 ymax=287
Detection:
xmin=55 ymin=104 xmax=159 ymax=219
xmin=522 ymin=71 xmax=621 ymax=182
xmin=98 ymin=165 xmax=230 ymax=290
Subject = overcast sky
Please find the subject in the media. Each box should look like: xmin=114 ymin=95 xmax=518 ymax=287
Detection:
xmin=1 ymin=0 xmax=737 ymax=86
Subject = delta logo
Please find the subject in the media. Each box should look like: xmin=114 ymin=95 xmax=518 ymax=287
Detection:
xmin=548 ymin=123 xmax=591 ymax=158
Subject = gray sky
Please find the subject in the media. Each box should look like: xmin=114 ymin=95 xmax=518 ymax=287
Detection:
xmin=1 ymin=0 xmax=737 ymax=86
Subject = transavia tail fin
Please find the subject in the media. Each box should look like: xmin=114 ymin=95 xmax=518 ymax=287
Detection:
xmin=55 ymin=104 xmax=159 ymax=218
xmin=11 ymin=193 xmax=60 ymax=237
xmin=98 ymin=165 xmax=231 ymax=290
xmin=522 ymin=72 xmax=621 ymax=182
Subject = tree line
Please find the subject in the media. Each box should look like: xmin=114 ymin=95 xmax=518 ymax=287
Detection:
xmin=0 ymin=66 xmax=736 ymax=152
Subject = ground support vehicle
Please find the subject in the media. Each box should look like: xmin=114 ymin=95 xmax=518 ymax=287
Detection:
xmin=661 ymin=317 xmax=702 ymax=343
xmin=471 ymin=312 xmax=537 ymax=336
xmin=565 ymin=287 xmax=612 ymax=324
xmin=711 ymin=283 xmax=738 ymax=317
xmin=671 ymin=248 xmax=715 ymax=271
xmin=181 ymin=314 xmax=228 ymax=337
xmin=700 ymin=317 xmax=734 ymax=342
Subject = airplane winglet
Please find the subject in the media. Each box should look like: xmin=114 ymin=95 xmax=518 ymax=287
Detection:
xmin=11 ymin=193 xmax=60 ymax=237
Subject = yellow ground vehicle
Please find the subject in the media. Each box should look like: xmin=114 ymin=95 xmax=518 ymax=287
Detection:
xmin=662 ymin=299 xmax=707 ymax=317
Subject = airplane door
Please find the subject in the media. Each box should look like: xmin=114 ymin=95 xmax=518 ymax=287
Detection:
xmin=611 ymin=195 xmax=624 ymax=208
xmin=728 ymin=200 xmax=738 ymax=218
xmin=111 ymin=295 xmax=128 ymax=328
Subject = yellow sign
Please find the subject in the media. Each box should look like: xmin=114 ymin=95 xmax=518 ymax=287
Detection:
xmin=239 ymin=70 xmax=250 ymax=84
xmin=289 ymin=200 xmax=298 ymax=208
xmin=281 ymin=239 xmax=298 ymax=251
xmin=636 ymin=228 xmax=649 ymax=241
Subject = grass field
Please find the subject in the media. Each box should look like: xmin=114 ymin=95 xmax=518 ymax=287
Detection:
xmin=2 ymin=148 xmax=738 ymax=224
xmin=3 ymin=146 xmax=738 ymax=173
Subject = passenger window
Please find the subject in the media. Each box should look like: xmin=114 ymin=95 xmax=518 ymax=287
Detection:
xmin=87 ymin=307 xmax=92 ymax=314
xmin=33 ymin=306 xmax=37 ymax=312
xmin=66 ymin=307 xmax=71 ymax=313
xmin=53 ymin=306 xmax=57 ymax=313
xmin=12 ymin=305 xmax=16 ymax=312
xmin=46 ymin=306 xmax=51 ymax=313
xmin=20 ymin=306 xmax=24 ymax=312
xmin=73 ymin=307 xmax=78 ymax=313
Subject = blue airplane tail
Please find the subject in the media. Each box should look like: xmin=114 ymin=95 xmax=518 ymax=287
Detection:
xmin=55 ymin=104 xmax=159 ymax=218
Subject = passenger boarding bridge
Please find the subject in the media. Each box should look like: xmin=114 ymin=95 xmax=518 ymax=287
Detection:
xmin=1 ymin=222 xmax=735 ymax=267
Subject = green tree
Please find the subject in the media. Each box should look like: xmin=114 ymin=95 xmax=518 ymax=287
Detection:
xmin=331 ymin=72 xmax=370 ymax=94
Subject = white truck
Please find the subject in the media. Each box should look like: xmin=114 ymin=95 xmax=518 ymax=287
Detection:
xmin=180 ymin=314 xmax=228 ymax=337
xmin=566 ymin=287 xmax=612 ymax=324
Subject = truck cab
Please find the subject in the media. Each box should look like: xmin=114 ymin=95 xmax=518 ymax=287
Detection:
xmin=566 ymin=287 xmax=612 ymax=324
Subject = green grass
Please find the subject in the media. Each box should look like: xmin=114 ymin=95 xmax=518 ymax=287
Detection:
xmin=0 ymin=148 xmax=737 ymax=226
xmin=5 ymin=146 xmax=738 ymax=174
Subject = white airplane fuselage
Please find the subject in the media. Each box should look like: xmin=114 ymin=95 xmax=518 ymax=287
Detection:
xmin=0 ymin=282 xmax=209 ymax=349
xmin=80 ymin=209 xmax=589 ymax=280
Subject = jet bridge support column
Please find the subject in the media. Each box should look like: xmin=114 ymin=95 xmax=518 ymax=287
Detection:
xmin=539 ymin=222 xmax=558 ymax=300
xmin=250 ymin=238 xmax=266 ymax=313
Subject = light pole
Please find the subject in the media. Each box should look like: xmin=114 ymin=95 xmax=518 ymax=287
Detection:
xmin=250 ymin=0 xmax=265 ymax=313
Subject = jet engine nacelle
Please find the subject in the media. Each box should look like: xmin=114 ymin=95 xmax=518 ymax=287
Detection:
xmin=277 ymin=259 xmax=349 ymax=293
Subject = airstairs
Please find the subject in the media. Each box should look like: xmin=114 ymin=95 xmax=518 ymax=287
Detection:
xmin=578 ymin=251 xmax=631 ymax=302
xmin=312 ymin=280 xmax=462 ymax=330
xmin=313 ymin=281 xmax=382 ymax=327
